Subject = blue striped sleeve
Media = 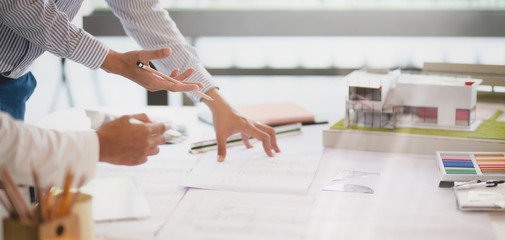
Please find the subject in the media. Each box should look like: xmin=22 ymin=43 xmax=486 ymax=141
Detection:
xmin=106 ymin=0 xmax=218 ymax=103
xmin=0 ymin=0 xmax=109 ymax=69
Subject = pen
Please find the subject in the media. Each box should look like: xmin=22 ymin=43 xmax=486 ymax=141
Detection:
xmin=128 ymin=118 xmax=183 ymax=143
xmin=190 ymin=123 xmax=302 ymax=154
xmin=136 ymin=62 xmax=214 ymax=101
xmin=454 ymin=180 xmax=505 ymax=189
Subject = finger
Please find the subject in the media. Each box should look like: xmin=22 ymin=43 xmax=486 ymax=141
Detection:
xmin=147 ymin=123 xmax=167 ymax=136
xmin=162 ymin=81 xmax=201 ymax=92
xmin=172 ymin=69 xmax=204 ymax=89
xmin=241 ymin=134 xmax=253 ymax=149
xmin=184 ymin=81 xmax=204 ymax=89
xmin=151 ymin=133 xmax=167 ymax=145
xmin=245 ymin=125 xmax=274 ymax=157
xmin=129 ymin=113 xmax=151 ymax=123
xmin=256 ymin=124 xmax=281 ymax=153
xmin=173 ymin=68 xmax=195 ymax=81
xmin=180 ymin=81 xmax=204 ymax=89
xmin=147 ymin=145 xmax=161 ymax=156
xmin=149 ymin=76 xmax=200 ymax=92
xmin=131 ymin=157 xmax=148 ymax=166
xmin=216 ymin=134 xmax=228 ymax=162
xmin=139 ymin=48 xmax=171 ymax=62
xmin=170 ymin=69 xmax=179 ymax=77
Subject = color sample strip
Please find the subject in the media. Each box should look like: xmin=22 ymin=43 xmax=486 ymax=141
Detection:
xmin=440 ymin=153 xmax=476 ymax=174
xmin=475 ymin=153 xmax=505 ymax=173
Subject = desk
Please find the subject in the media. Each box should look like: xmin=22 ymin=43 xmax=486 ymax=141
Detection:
xmin=35 ymin=106 xmax=505 ymax=240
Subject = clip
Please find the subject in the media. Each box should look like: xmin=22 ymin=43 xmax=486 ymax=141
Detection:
xmin=486 ymin=180 xmax=505 ymax=187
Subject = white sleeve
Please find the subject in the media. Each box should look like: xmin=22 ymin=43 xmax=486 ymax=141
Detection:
xmin=105 ymin=0 xmax=218 ymax=103
xmin=0 ymin=112 xmax=99 ymax=188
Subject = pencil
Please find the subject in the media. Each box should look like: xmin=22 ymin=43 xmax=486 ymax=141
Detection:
xmin=42 ymin=186 xmax=52 ymax=221
xmin=58 ymin=169 xmax=74 ymax=217
xmin=31 ymin=166 xmax=45 ymax=222
xmin=66 ymin=175 xmax=86 ymax=217
xmin=1 ymin=168 xmax=35 ymax=223
xmin=137 ymin=62 xmax=214 ymax=101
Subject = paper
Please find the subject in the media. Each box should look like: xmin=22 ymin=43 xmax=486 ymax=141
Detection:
xmin=156 ymin=189 xmax=314 ymax=240
xmin=454 ymin=184 xmax=505 ymax=211
xmin=91 ymin=149 xmax=199 ymax=239
xmin=305 ymin=148 xmax=496 ymax=240
xmin=182 ymin=147 xmax=322 ymax=194
xmin=80 ymin=177 xmax=151 ymax=222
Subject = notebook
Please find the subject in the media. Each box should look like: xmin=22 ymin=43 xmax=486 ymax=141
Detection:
xmin=198 ymin=102 xmax=316 ymax=126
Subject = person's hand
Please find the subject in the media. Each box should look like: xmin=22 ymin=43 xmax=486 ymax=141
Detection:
xmin=96 ymin=114 xmax=166 ymax=165
xmin=204 ymin=89 xmax=281 ymax=162
xmin=100 ymin=48 xmax=204 ymax=92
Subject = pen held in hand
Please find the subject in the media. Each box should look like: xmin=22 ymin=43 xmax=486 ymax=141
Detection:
xmin=136 ymin=62 xmax=214 ymax=101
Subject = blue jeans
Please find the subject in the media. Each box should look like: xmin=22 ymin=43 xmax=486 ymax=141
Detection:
xmin=0 ymin=72 xmax=37 ymax=121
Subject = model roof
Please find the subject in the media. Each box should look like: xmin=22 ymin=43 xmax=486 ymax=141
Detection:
xmin=344 ymin=70 xmax=394 ymax=89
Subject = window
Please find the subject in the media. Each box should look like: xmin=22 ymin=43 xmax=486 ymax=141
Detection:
xmin=456 ymin=109 xmax=470 ymax=126
xmin=419 ymin=107 xmax=438 ymax=124
xmin=349 ymin=87 xmax=381 ymax=101
xmin=372 ymin=88 xmax=382 ymax=101
xmin=400 ymin=106 xmax=438 ymax=124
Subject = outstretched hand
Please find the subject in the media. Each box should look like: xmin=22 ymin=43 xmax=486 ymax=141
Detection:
xmin=204 ymin=89 xmax=281 ymax=162
xmin=100 ymin=48 xmax=203 ymax=92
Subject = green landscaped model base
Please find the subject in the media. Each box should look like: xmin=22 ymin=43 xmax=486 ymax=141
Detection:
xmin=323 ymin=110 xmax=505 ymax=155
xmin=330 ymin=110 xmax=505 ymax=141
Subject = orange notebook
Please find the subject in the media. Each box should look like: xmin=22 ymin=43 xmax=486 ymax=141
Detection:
xmin=235 ymin=102 xmax=315 ymax=126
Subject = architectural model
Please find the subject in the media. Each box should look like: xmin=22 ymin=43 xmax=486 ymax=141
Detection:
xmin=344 ymin=70 xmax=482 ymax=130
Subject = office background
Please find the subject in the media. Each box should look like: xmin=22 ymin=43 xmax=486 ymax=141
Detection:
xmin=24 ymin=0 xmax=505 ymax=124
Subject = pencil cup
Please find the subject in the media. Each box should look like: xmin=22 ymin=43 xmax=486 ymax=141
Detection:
xmin=3 ymin=214 xmax=80 ymax=240
xmin=70 ymin=193 xmax=94 ymax=240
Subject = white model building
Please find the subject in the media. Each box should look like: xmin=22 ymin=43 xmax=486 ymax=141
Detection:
xmin=344 ymin=70 xmax=482 ymax=130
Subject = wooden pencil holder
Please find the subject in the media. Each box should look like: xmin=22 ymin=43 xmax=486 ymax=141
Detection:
xmin=3 ymin=214 xmax=80 ymax=240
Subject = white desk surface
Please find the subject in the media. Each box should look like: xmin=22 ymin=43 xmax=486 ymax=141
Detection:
xmin=35 ymin=106 xmax=505 ymax=240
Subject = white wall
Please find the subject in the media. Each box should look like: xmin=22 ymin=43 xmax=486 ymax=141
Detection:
xmin=394 ymin=83 xmax=476 ymax=126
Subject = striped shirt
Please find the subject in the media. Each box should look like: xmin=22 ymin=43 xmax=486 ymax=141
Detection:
xmin=0 ymin=0 xmax=216 ymax=103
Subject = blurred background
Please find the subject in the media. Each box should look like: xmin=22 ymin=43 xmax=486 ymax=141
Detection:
xmin=25 ymin=0 xmax=505 ymax=124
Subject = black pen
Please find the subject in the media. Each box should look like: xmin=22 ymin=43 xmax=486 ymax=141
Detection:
xmin=455 ymin=180 xmax=505 ymax=188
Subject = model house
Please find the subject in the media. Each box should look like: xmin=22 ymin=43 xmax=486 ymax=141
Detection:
xmin=344 ymin=70 xmax=482 ymax=129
